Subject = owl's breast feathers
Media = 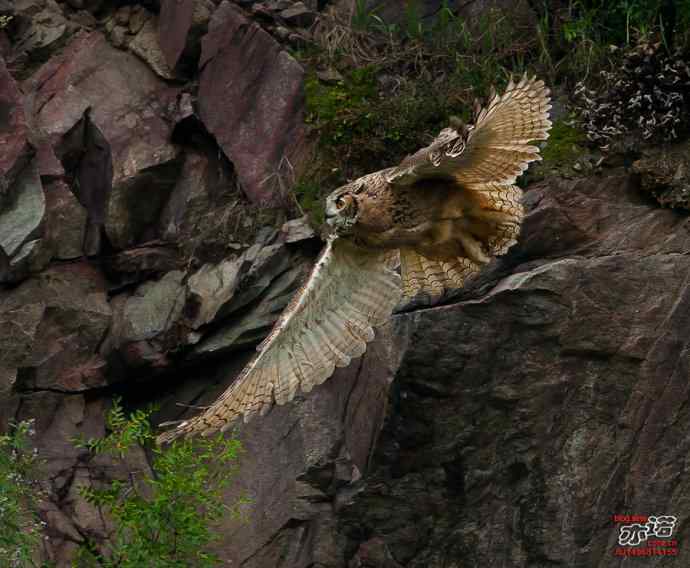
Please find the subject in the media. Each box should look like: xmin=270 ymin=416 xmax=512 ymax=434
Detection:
xmin=353 ymin=177 xmax=456 ymax=250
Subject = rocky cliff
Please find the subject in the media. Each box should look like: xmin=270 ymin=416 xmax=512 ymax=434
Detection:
xmin=1 ymin=1 xmax=690 ymax=567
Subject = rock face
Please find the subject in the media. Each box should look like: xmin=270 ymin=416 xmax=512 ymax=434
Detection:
xmin=24 ymin=30 xmax=181 ymax=251
xmin=2 ymin=1 xmax=690 ymax=567
xmin=0 ymin=55 xmax=31 ymax=194
xmin=633 ymin=140 xmax=690 ymax=210
xmin=0 ymin=54 xmax=47 ymax=282
xmin=151 ymin=170 xmax=690 ymax=567
xmin=158 ymin=0 xmax=213 ymax=72
xmin=199 ymin=1 xmax=307 ymax=205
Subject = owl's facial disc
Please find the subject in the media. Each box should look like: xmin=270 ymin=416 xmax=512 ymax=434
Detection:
xmin=325 ymin=190 xmax=358 ymax=235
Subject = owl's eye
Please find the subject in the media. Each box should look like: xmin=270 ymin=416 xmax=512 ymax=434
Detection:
xmin=335 ymin=196 xmax=347 ymax=209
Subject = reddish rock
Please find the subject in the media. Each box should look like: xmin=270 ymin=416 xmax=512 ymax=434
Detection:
xmin=159 ymin=0 xmax=194 ymax=69
xmin=23 ymin=31 xmax=181 ymax=250
xmin=0 ymin=55 xmax=31 ymax=195
xmin=198 ymin=1 xmax=306 ymax=205
xmin=349 ymin=538 xmax=403 ymax=568
xmin=2 ymin=262 xmax=112 ymax=392
xmin=158 ymin=149 xmax=235 ymax=248
xmin=158 ymin=0 xmax=213 ymax=74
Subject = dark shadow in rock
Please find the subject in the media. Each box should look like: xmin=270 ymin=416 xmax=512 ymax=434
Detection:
xmin=57 ymin=107 xmax=113 ymax=257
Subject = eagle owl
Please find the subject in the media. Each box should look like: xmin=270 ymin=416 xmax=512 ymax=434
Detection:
xmin=157 ymin=75 xmax=551 ymax=444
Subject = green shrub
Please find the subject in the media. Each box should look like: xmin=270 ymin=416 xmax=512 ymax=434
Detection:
xmin=291 ymin=0 xmax=690 ymax=222
xmin=73 ymin=399 xmax=248 ymax=568
xmin=0 ymin=420 xmax=45 ymax=568
xmin=1 ymin=400 xmax=249 ymax=568
xmin=541 ymin=119 xmax=586 ymax=166
xmin=305 ymin=66 xmax=378 ymax=148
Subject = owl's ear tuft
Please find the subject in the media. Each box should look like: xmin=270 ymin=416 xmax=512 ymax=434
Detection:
xmin=472 ymin=98 xmax=482 ymax=119
xmin=449 ymin=116 xmax=464 ymax=131
xmin=489 ymin=85 xmax=497 ymax=101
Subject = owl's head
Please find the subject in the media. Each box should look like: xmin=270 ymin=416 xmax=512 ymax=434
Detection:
xmin=324 ymin=182 xmax=362 ymax=236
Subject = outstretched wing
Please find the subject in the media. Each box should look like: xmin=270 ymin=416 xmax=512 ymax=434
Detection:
xmin=387 ymin=75 xmax=550 ymax=303
xmin=385 ymin=74 xmax=551 ymax=187
xmin=157 ymin=237 xmax=400 ymax=444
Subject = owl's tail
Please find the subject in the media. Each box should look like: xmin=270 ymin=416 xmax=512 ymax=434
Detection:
xmin=399 ymin=248 xmax=480 ymax=304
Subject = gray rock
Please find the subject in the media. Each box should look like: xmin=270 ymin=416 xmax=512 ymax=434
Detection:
xmin=0 ymin=162 xmax=44 ymax=258
xmin=220 ymin=243 xmax=292 ymax=314
xmin=12 ymin=0 xmax=71 ymax=59
xmin=316 ymin=67 xmax=344 ymax=84
xmin=44 ymin=181 xmax=87 ymax=260
xmin=105 ymin=244 xmax=180 ymax=277
xmin=271 ymin=0 xmax=293 ymax=10
xmin=280 ymin=2 xmax=315 ymax=27
xmin=193 ymin=260 xmax=306 ymax=354
xmin=6 ymin=238 xmax=50 ymax=282
xmin=273 ymin=25 xmax=291 ymax=41
xmin=632 ymin=140 xmax=690 ymax=210
xmin=120 ymin=270 xmax=186 ymax=342
xmin=156 ymin=148 xmax=269 ymax=263
xmin=109 ymin=25 xmax=127 ymax=48
xmin=1 ymin=263 xmax=111 ymax=391
xmin=185 ymin=235 xmax=310 ymax=339
xmin=0 ymin=301 xmax=44 ymax=371
xmin=281 ymin=215 xmax=315 ymax=243
xmin=114 ymin=4 xmax=130 ymax=25
xmin=128 ymin=5 xmax=149 ymax=35
xmin=130 ymin=16 xmax=175 ymax=79
xmin=186 ymin=257 xmax=245 ymax=329
xmin=0 ymin=161 xmax=46 ymax=282
xmin=159 ymin=150 xmax=232 ymax=247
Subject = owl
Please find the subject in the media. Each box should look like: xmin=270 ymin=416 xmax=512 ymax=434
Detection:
xmin=157 ymin=74 xmax=551 ymax=444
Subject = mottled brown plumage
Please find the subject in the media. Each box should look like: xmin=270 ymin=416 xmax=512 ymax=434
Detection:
xmin=157 ymin=74 xmax=551 ymax=444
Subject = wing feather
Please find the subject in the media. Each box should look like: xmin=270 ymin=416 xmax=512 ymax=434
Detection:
xmin=386 ymin=74 xmax=551 ymax=187
xmin=157 ymin=237 xmax=401 ymax=444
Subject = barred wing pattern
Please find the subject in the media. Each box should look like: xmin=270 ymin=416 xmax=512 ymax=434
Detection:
xmin=399 ymin=248 xmax=480 ymax=302
xmin=464 ymin=181 xmax=524 ymax=255
xmin=389 ymin=75 xmax=550 ymax=303
xmin=157 ymin=237 xmax=401 ymax=444
xmin=385 ymin=74 xmax=552 ymax=187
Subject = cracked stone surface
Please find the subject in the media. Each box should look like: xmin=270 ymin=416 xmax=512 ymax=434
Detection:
xmin=633 ymin=139 xmax=690 ymax=210
xmin=198 ymin=1 xmax=307 ymax=205
xmin=151 ymin=170 xmax=690 ymax=567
